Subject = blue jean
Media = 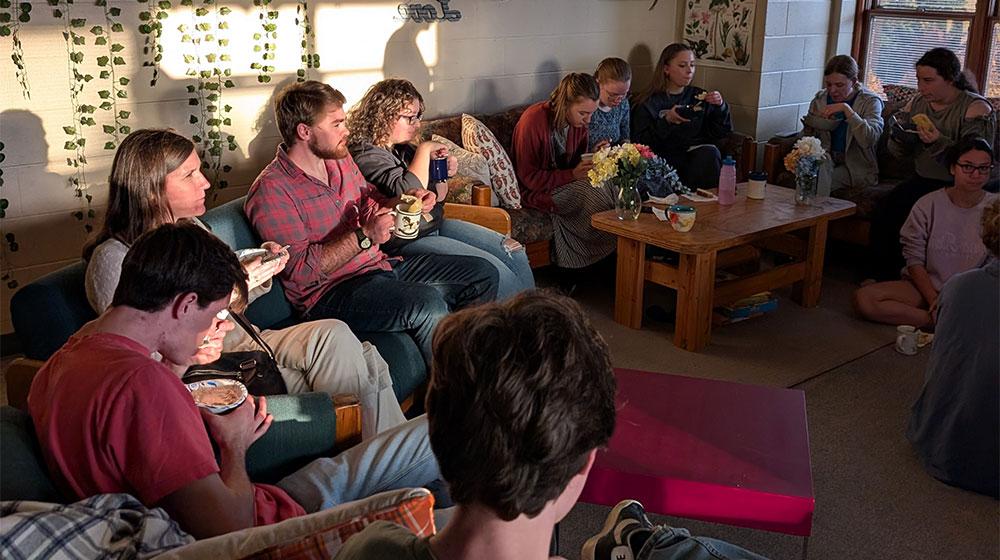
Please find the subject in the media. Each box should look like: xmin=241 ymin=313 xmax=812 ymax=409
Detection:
xmin=277 ymin=415 xmax=441 ymax=513
xmin=397 ymin=219 xmax=535 ymax=300
xmin=638 ymin=526 xmax=769 ymax=560
xmin=305 ymin=253 xmax=498 ymax=364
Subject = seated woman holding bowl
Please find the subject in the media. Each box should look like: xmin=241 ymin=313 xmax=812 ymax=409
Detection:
xmin=347 ymin=78 xmax=533 ymax=300
xmin=631 ymin=43 xmax=733 ymax=189
xmin=800 ymin=55 xmax=883 ymax=197
xmin=853 ymin=136 xmax=997 ymax=328
xmin=511 ymin=72 xmax=616 ymax=269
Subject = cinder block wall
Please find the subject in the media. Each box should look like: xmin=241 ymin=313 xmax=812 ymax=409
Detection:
xmin=755 ymin=0 xmax=854 ymax=141
xmin=0 ymin=0 xmax=675 ymax=334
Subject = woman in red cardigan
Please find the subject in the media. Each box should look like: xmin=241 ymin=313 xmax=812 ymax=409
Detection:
xmin=511 ymin=72 xmax=616 ymax=268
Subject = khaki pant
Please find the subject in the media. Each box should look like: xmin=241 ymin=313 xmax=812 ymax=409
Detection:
xmin=225 ymin=319 xmax=406 ymax=439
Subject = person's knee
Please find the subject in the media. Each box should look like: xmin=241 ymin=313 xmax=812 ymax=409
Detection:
xmin=310 ymin=319 xmax=364 ymax=357
xmin=853 ymin=286 xmax=874 ymax=317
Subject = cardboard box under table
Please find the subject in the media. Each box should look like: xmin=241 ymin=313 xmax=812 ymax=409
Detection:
xmin=580 ymin=368 xmax=814 ymax=538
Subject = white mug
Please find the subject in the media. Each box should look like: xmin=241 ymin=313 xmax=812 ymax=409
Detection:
xmin=895 ymin=325 xmax=918 ymax=355
xmin=392 ymin=204 xmax=422 ymax=239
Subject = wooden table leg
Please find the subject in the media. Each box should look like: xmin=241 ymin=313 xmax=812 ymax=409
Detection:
xmin=674 ymin=251 xmax=717 ymax=352
xmin=792 ymin=219 xmax=829 ymax=308
xmin=614 ymin=236 xmax=645 ymax=329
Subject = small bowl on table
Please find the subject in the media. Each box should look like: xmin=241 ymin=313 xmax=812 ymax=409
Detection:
xmin=667 ymin=205 xmax=697 ymax=232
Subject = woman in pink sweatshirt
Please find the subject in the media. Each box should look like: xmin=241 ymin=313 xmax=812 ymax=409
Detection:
xmin=854 ymin=136 xmax=997 ymax=327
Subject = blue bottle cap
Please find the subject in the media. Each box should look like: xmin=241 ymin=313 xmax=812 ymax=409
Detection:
xmin=722 ymin=155 xmax=736 ymax=165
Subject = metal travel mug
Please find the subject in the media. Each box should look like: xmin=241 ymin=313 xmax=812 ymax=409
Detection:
xmin=429 ymin=157 xmax=449 ymax=183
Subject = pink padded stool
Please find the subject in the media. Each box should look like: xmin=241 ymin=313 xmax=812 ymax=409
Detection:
xmin=580 ymin=368 xmax=814 ymax=537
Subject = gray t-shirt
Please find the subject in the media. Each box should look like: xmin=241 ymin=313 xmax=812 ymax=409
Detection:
xmin=335 ymin=521 xmax=436 ymax=559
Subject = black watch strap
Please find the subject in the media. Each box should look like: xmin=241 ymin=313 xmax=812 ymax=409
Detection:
xmin=354 ymin=228 xmax=372 ymax=249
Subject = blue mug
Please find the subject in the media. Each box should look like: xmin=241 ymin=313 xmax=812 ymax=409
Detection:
xmin=429 ymin=157 xmax=449 ymax=183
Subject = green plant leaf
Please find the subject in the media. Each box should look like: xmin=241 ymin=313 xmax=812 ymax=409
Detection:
xmin=99 ymin=70 xmax=110 ymax=79
xmin=90 ymin=25 xmax=103 ymax=34
xmin=119 ymin=125 xmax=130 ymax=134
xmin=104 ymin=141 xmax=115 ymax=150
xmin=102 ymin=124 xmax=114 ymax=133
xmin=113 ymin=56 xmax=125 ymax=65
xmin=64 ymin=141 xmax=77 ymax=150
xmin=94 ymin=36 xmax=107 ymax=45
xmin=119 ymin=77 xmax=129 ymax=85
xmin=99 ymin=101 xmax=113 ymax=110
xmin=188 ymin=98 xmax=198 ymax=105
xmin=110 ymin=7 xmax=120 ymax=16
xmin=110 ymin=43 xmax=124 ymax=52
xmin=116 ymin=90 xmax=127 ymax=98
xmin=62 ymin=126 xmax=76 ymax=134
xmin=118 ymin=110 xmax=130 ymax=119
xmin=96 ymin=55 xmax=109 ymax=66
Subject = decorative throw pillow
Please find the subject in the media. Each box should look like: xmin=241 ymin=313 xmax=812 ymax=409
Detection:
xmin=460 ymin=114 xmax=522 ymax=209
xmin=432 ymin=134 xmax=492 ymax=188
xmin=443 ymin=175 xmax=476 ymax=205
xmin=157 ymin=488 xmax=435 ymax=560
xmin=883 ymin=84 xmax=918 ymax=110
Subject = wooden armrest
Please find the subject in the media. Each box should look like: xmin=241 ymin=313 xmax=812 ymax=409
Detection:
xmin=332 ymin=394 xmax=362 ymax=450
xmin=5 ymin=358 xmax=44 ymax=411
xmin=443 ymin=202 xmax=512 ymax=236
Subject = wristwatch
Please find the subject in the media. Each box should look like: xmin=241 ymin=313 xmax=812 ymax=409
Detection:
xmin=354 ymin=228 xmax=372 ymax=250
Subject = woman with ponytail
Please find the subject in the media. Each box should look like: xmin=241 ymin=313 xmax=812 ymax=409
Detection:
xmin=511 ymin=72 xmax=616 ymax=268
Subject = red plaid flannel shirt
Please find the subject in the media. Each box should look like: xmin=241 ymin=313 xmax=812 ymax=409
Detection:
xmin=245 ymin=145 xmax=392 ymax=314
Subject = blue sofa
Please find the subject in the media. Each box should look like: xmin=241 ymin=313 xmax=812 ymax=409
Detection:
xmin=9 ymin=196 xmax=427 ymax=405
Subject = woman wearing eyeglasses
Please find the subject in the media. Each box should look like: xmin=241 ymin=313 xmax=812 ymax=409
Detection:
xmin=347 ymin=78 xmax=534 ymax=300
xmin=84 ymin=129 xmax=407 ymax=439
xmin=854 ymin=136 xmax=997 ymax=327
xmin=870 ymin=47 xmax=996 ymax=281
xmin=588 ymin=58 xmax=632 ymax=151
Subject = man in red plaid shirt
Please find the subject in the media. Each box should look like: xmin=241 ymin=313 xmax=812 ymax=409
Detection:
xmin=246 ymin=81 xmax=498 ymax=365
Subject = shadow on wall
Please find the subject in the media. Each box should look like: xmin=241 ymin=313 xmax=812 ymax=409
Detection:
xmin=0 ymin=110 xmax=100 ymax=269
xmin=628 ymin=43 xmax=655 ymax=95
xmin=243 ymin=76 xmax=300 ymax=187
xmin=383 ymin=21 xmax=432 ymax=98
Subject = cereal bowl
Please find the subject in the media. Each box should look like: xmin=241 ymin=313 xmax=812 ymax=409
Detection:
xmin=185 ymin=379 xmax=248 ymax=414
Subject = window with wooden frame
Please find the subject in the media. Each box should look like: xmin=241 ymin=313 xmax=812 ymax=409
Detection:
xmin=852 ymin=0 xmax=1000 ymax=98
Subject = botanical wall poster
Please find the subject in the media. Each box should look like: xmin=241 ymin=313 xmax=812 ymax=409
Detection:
xmin=683 ymin=0 xmax=755 ymax=71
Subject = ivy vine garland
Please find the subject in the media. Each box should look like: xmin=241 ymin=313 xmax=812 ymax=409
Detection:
xmin=179 ymin=0 xmax=237 ymax=197
xmin=94 ymin=0 xmax=131 ymax=151
xmin=49 ymin=0 xmax=97 ymax=233
xmin=296 ymin=1 xmax=319 ymax=81
xmin=0 ymin=1 xmax=31 ymax=99
xmin=252 ymin=0 xmax=277 ymax=84
xmin=138 ymin=0 xmax=170 ymax=87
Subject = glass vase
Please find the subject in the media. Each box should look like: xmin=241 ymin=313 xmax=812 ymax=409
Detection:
xmin=794 ymin=164 xmax=819 ymax=206
xmin=615 ymin=177 xmax=642 ymax=221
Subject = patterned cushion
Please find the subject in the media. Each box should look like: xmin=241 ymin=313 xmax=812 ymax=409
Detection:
xmin=443 ymin=175 xmax=476 ymax=204
xmin=461 ymin=114 xmax=522 ymax=209
xmin=431 ymin=134 xmax=491 ymax=187
xmin=508 ymin=207 xmax=554 ymax=244
xmin=159 ymin=488 xmax=435 ymax=560
xmin=883 ymin=84 xmax=918 ymax=112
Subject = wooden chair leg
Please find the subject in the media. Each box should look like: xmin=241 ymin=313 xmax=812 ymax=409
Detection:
xmin=333 ymin=394 xmax=362 ymax=450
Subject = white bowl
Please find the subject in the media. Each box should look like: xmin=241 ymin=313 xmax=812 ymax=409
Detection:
xmin=186 ymin=379 xmax=248 ymax=414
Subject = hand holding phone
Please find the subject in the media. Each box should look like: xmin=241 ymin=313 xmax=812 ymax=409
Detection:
xmin=261 ymin=245 xmax=290 ymax=264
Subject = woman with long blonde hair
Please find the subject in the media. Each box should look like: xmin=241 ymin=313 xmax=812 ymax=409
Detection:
xmin=511 ymin=72 xmax=616 ymax=269
xmin=347 ymin=78 xmax=533 ymax=299
xmin=632 ymin=43 xmax=733 ymax=188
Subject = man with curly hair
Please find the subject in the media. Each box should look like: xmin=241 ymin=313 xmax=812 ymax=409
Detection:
xmin=245 ymin=80 xmax=498 ymax=367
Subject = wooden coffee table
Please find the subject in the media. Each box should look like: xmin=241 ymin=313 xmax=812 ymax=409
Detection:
xmin=591 ymin=186 xmax=855 ymax=351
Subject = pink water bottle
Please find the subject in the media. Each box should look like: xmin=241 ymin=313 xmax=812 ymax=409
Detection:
xmin=718 ymin=155 xmax=736 ymax=205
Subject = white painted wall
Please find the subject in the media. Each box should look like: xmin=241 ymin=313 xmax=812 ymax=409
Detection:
xmin=0 ymin=0 xmax=677 ymax=334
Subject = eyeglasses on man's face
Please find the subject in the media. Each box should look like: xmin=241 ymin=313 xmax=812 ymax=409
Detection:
xmin=956 ymin=162 xmax=995 ymax=175
xmin=398 ymin=112 xmax=423 ymax=125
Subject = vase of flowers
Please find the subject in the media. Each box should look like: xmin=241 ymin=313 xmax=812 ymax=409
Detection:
xmin=784 ymin=136 xmax=827 ymax=206
xmin=588 ymin=143 xmax=688 ymax=221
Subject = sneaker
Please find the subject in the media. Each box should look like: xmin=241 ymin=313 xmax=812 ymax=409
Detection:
xmin=581 ymin=500 xmax=653 ymax=560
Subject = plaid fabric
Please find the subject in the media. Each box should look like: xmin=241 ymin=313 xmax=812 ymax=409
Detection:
xmin=246 ymin=145 xmax=393 ymax=314
xmin=0 ymin=493 xmax=193 ymax=559
xmin=240 ymin=490 xmax=435 ymax=560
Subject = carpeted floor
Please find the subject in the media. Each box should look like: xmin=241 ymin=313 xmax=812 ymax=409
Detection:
xmin=544 ymin=263 xmax=999 ymax=560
